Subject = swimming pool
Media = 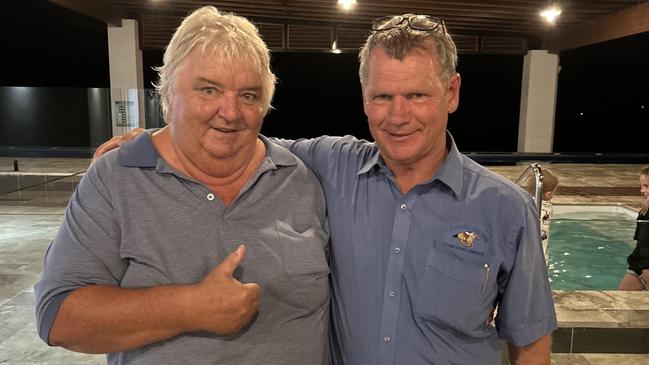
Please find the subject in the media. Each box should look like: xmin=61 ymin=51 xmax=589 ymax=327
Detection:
xmin=547 ymin=205 xmax=637 ymax=290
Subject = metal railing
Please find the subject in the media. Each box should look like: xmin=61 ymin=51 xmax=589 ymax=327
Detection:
xmin=514 ymin=162 xmax=543 ymax=214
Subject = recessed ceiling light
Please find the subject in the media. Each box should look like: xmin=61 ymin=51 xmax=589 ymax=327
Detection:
xmin=540 ymin=6 xmax=562 ymax=23
xmin=338 ymin=0 xmax=357 ymax=11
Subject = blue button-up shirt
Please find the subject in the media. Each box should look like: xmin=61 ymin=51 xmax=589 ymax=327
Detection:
xmin=275 ymin=133 xmax=557 ymax=365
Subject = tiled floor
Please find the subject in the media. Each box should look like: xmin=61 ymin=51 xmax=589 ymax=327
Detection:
xmin=1 ymin=158 xmax=648 ymax=364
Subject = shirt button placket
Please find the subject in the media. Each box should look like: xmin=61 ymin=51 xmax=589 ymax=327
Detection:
xmin=378 ymin=199 xmax=411 ymax=365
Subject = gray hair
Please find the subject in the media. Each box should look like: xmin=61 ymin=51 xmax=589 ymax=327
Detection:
xmin=358 ymin=14 xmax=458 ymax=87
xmin=155 ymin=6 xmax=276 ymax=120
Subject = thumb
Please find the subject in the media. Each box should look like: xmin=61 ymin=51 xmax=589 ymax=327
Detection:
xmin=218 ymin=244 xmax=246 ymax=277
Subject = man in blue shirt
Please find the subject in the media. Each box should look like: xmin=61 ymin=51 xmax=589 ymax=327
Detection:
xmin=96 ymin=12 xmax=556 ymax=365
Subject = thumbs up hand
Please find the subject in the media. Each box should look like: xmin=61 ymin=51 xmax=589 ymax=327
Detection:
xmin=189 ymin=245 xmax=261 ymax=335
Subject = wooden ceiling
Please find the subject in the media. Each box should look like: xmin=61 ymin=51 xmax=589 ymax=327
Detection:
xmin=53 ymin=0 xmax=649 ymax=54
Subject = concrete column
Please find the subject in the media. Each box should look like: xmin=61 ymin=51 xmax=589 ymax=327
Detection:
xmin=517 ymin=50 xmax=560 ymax=153
xmin=107 ymin=19 xmax=144 ymax=137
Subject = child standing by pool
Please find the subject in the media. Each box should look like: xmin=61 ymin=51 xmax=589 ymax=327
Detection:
xmin=619 ymin=166 xmax=649 ymax=291
xmin=539 ymin=169 xmax=559 ymax=265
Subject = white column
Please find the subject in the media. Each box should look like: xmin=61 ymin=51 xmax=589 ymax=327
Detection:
xmin=517 ymin=50 xmax=560 ymax=153
xmin=107 ymin=19 xmax=144 ymax=137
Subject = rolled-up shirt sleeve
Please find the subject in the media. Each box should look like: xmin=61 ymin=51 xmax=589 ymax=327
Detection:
xmin=495 ymin=197 xmax=557 ymax=346
xmin=34 ymin=156 xmax=125 ymax=345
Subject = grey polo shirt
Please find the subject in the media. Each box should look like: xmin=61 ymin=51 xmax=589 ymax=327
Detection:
xmin=35 ymin=133 xmax=330 ymax=365
xmin=274 ymin=133 xmax=557 ymax=365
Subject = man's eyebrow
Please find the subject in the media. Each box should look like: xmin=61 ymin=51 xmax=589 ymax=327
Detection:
xmin=197 ymin=77 xmax=222 ymax=86
xmin=196 ymin=77 xmax=262 ymax=92
xmin=241 ymin=86 xmax=263 ymax=93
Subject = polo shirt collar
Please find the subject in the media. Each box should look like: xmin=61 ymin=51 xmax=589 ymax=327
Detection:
xmin=259 ymin=134 xmax=298 ymax=168
xmin=118 ymin=129 xmax=296 ymax=169
xmin=119 ymin=130 xmax=159 ymax=168
xmin=356 ymin=131 xmax=464 ymax=197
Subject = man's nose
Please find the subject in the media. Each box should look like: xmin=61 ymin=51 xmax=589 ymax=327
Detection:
xmin=388 ymin=96 xmax=410 ymax=124
xmin=217 ymin=92 xmax=242 ymax=121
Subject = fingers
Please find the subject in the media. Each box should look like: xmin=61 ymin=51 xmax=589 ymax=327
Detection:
xmin=191 ymin=245 xmax=261 ymax=334
xmin=92 ymin=128 xmax=146 ymax=161
xmin=126 ymin=127 xmax=145 ymax=139
xmin=217 ymin=245 xmax=246 ymax=277
xmin=92 ymin=137 xmax=121 ymax=162
xmin=242 ymin=282 xmax=262 ymax=303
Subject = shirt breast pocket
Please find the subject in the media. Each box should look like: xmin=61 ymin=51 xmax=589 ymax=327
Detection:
xmin=414 ymin=250 xmax=491 ymax=336
xmin=275 ymin=220 xmax=329 ymax=277
xmin=275 ymin=220 xmax=330 ymax=311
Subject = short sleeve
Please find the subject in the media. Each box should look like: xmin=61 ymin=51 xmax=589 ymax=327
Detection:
xmin=495 ymin=197 xmax=557 ymax=346
xmin=34 ymin=156 xmax=126 ymax=344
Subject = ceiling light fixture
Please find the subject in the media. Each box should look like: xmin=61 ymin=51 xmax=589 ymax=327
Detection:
xmin=338 ymin=0 xmax=357 ymax=11
xmin=540 ymin=5 xmax=562 ymax=23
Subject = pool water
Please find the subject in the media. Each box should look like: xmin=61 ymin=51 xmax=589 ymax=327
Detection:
xmin=547 ymin=210 xmax=636 ymax=290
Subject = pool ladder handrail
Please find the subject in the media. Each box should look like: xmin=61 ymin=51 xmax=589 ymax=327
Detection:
xmin=514 ymin=163 xmax=544 ymax=215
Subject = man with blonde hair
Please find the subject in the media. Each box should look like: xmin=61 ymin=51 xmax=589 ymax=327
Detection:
xmin=35 ymin=7 xmax=330 ymax=364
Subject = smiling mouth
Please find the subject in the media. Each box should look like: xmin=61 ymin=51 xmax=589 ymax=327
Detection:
xmin=386 ymin=131 xmax=415 ymax=140
xmin=211 ymin=127 xmax=237 ymax=133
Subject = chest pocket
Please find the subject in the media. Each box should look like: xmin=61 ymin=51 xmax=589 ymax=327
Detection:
xmin=414 ymin=250 xmax=494 ymax=337
xmin=275 ymin=220 xmax=329 ymax=277
xmin=275 ymin=220 xmax=330 ymax=311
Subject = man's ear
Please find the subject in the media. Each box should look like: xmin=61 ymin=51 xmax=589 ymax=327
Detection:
xmin=361 ymin=85 xmax=370 ymax=117
xmin=543 ymin=191 xmax=553 ymax=201
xmin=447 ymin=73 xmax=461 ymax=114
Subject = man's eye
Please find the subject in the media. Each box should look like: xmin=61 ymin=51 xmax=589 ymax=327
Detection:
xmin=201 ymin=87 xmax=217 ymax=95
xmin=242 ymin=92 xmax=259 ymax=103
xmin=409 ymin=93 xmax=427 ymax=100
xmin=373 ymin=95 xmax=391 ymax=102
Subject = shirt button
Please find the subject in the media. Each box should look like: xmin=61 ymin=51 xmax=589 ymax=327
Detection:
xmin=206 ymin=193 xmax=215 ymax=201
xmin=394 ymin=247 xmax=401 ymax=254
xmin=384 ymin=336 xmax=391 ymax=343
xmin=400 ymin=204 xmax=407 ymax=210
xmin=388 ymin=291 xmax=396 ymax=298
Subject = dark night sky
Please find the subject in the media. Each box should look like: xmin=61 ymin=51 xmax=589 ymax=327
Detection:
xmin=554 ymin=32 xmax=649 ymax=153
xmin=1 ymin=0 xmax=647 ymax=152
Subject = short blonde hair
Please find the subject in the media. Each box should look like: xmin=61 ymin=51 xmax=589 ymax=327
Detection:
xmin=155 ymin=6 xmax=276 ymax=120
xmin=541 ymin=168 xmax=559 ymax=195
xmin=640 ymin=166 xmax=649 ymax=214
xmin=640 ymin=166 xmax=649 ymax=177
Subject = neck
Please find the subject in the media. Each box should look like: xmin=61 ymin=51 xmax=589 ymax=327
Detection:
xmin=386 ymin=145 xmax=447 ymax=194
xmin=152 ymin=127 xmax=266 ymax=205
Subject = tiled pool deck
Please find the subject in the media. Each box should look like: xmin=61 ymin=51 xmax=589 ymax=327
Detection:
xmin=1 ymin=158 xmax=648 ymax=364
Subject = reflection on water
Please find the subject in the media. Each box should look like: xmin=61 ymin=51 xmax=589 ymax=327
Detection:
xmin=547 ymin=211 xmax=636 ymax=290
